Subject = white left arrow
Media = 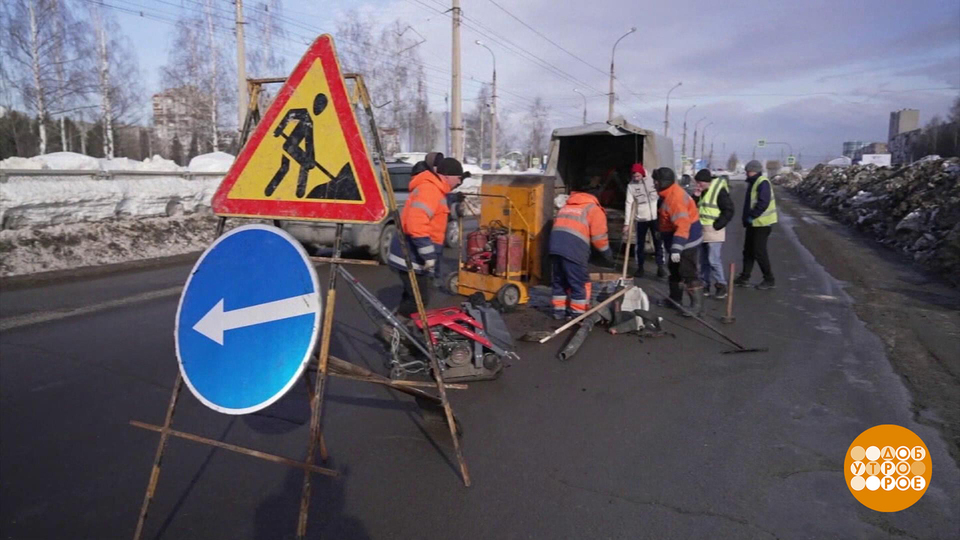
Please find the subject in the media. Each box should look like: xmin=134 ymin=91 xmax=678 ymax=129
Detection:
xmin=192 ymin=293 xmax=319 ymax=345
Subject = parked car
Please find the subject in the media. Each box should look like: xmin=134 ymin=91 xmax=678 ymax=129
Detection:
xmin=281 ymin=161 xmax=462 ymax=263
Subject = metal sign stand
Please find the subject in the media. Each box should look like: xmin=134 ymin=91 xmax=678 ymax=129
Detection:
xmin=130 ymin=71 xmax=469 ymax=540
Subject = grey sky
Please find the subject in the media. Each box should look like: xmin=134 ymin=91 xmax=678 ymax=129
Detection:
xmin=101 ymin=0 xmax=960 ymax=164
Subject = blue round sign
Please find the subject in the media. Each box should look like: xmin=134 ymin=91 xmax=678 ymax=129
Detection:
xmin=175 ymin=225 xmax=321 ymax=414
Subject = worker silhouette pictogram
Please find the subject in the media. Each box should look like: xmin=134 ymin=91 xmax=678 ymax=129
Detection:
xmin=265 ymin=92 xmax=361 ymax=201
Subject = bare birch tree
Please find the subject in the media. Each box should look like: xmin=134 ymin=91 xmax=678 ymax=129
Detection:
xmin=247 ymin=0 xmax=286 ymax=78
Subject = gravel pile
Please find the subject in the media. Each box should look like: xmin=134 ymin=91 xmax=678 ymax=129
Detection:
xmin=793 ymin=158 xmax=960 ymax=286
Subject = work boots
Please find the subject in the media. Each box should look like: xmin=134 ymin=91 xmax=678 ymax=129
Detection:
xmin=683 ymin=284 xmax=704 ymax=317
xmin=668 ymin=281 xmax=684 ymax=310
xmin=714 ymin=283 xmax=728 ymax=299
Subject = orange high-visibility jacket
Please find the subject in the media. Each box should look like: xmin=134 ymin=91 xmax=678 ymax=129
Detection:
xmin=549 ymin=192 xmax=611 ymax=265
xmin=387 ymin=171 xmax=450 ymax=272
xmin=657 ymin=182 xmax=703 ymax=253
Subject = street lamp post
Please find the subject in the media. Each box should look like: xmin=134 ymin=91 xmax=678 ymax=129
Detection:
xmin=608 ymin=27 xmax=636 ymax=121
xmin=701 ymin=122 xmax=714 ymax=163
xmin=692 ymin=116 xmax=706 ymax=165
xmin=709 ymin=132 xmax=720 ymax=168
xmin=663 ymin=82 xmax=681 ymax=137
xmin=681 ymin=104 xmax=696 ymax=164
xmin=476 ymin=40 xmax=497 ymax=171
xmin=573 ymin=88 xmax=587 ymax=125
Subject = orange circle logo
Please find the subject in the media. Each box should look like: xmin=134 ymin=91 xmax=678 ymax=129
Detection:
xmin=844 ymin=425 xmax=931 ymax=512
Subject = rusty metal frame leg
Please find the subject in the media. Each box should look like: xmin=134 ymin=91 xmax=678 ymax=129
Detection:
xmin=296 ymin=223 xmax=344 ymax=538
xmin=132 ymin=374 xmax=183 ymax=540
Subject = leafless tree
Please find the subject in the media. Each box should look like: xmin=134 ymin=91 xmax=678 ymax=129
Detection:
xmin=464 ymin=84 xmax=491 ymax=163
xmin=335 ymin=12 xmax=431 ymax=152
xmin=525 ymin=96 xmax=549 ymax=161
xmin=86 ymin=3 xmax=142 ymax=158
xmin=247 ymin=0 xmax=286 ymax=78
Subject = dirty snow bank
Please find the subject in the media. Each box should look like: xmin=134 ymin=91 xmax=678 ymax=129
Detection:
xmin=0 ymin=213 xmax=221 ymax=277
xmin=794 ymin=158 xmax=960 ymax=286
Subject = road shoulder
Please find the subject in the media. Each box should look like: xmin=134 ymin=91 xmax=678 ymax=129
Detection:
xmin=780 ymin=192 xmax=960 ymax=467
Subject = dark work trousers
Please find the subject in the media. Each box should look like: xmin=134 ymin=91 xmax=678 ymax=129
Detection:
xmin=668 ymin=248 xmax=701 ymax=288
xmin=550 ymin=255 xmax=591 ymax=316
xmin=396 ymin=269 xmax=432 ymax=317
xmin=634 ymin=220 xmax=665 ymax=269
xmin=742 ymin=226 xmax=774 ymax=281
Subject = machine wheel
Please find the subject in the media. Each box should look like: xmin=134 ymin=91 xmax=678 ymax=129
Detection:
xmin=483 ymin=353 xmax=503 ymax=373
xmin=445 ymin=220 xmax=460 ymax=248
xmin=444 ymin=271 xmax=459 ymax=295
xmin=377 ymin=222 xmax=396 ymax=265
xmin=496 ymin=284 xmax=521 ymax=311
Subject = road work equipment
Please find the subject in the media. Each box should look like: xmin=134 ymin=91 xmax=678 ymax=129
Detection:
xmin=449 ymin=174 xmax=554 ymax=309
xmin=341 ymin=265 xmax=517 ymax=382
xmin=521 ymin=285 xmax=633 ymax=343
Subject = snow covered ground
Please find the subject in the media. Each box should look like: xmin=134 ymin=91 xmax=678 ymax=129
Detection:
xmin=0 ymin=152 xmax=235 ymax=277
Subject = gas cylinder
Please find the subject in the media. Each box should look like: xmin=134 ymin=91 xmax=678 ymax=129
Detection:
xmin=495 ymin=232 xmax=524 ymax=275
xmin=466 ymin=229 xmax=488 ymax=256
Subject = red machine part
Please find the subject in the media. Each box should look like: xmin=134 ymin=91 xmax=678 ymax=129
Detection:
xmin=411 ymin=306 xmax=495 ymax=349
xmin=466 ymin=229 xmax=488 ymax=256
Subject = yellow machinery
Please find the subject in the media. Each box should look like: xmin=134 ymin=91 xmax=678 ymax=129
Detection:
xmin=446 ymin=175 xmax=554 ymax=308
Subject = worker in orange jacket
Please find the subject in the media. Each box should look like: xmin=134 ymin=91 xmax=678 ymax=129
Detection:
xmin=548 ymin=190 xmax=613 ymax=319
xmin=388 ymin=157 xmax=467 ymax=316
xmin=653 ymin=167 xmax=704 ymax=316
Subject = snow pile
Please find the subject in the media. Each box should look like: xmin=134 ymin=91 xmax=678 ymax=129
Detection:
xmin=794 ymin=158 xmax=960 ymax=285
xmin=453 ymin=174 xmax=483 ymax=215
xmin=0 ymin=213 xmax=222 ymax=277
xmin=0 ymin=175 xmax=222 ymax=229
xmin=100 ymin=155 xmax=183 ymax=172
xmin=0 ymin=151 xmax=101 ymax=170
xmin=188 ymin=151 xmax=235 ymax=172
xmin=771 ymin=169 xmax=804 ymax=188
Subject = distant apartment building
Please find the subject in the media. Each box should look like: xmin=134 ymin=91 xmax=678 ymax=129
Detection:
xmin=151 ymin=86 xmax=212 ymax=153
xmin=853 ymin=142 xmax=889 ymax=163
xmin=889 ymin=109 xmax=919 ymax=142
xmin=842 ymin=140 xmax=866 ymax=158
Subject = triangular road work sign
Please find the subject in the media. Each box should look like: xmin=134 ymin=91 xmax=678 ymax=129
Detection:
xmin=212 ymin=35 xmax=388 ymax=223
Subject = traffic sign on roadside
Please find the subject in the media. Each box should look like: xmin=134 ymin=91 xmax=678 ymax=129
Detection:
xmin=787 ymin=155 xmax=796 ymax=165
xmin=175 ymin=225 xmax=321 ymax=414
xmin=757 ymin=139 xmax=766 ymax=148
xmin=212 ymin=35 xmax=387 ymax=223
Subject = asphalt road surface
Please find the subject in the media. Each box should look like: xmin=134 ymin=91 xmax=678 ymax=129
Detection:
xmin=2 ymin=184 xmax=958 ymax=539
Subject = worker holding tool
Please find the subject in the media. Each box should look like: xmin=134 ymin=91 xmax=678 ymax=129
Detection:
xmin=387 ymin=157 xmax=468 ymax=316
xmin=734 ymin=160 xmax=778 ymax=290
xmin=653 ymin=167 xmax=704 ymax=316
xmin=549 ymin=189 xmax=614 ymax=320
xmin=692 ymin=169 xmax=735 ymax=299
xmin=623 ymin=163 xmax=666 ymax=279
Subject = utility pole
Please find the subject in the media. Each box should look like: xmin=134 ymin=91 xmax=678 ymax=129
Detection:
xmin=692 ymin=116 xmax=706 ymax=165
xmin=479 ymin=97 xmax=484 ymax=166
xmin=701 ymin=122 xmax=713 ymax=162
xmin=235 ymin=0 xmax=247 ymax=130
xmin=609 ymin=27 xmax=636 ymax=121
xmin=664 ymin=82 xmax=681 ymax=137
xmin=681 ymin=104 xmax=695 ymax=165
xmin=574 ymin=88 xmax=587 ymax=125
xmin=450 ymin=0 xmax=464 ymax=160
xmin=477 ymin=41 xmax=498 ymax=171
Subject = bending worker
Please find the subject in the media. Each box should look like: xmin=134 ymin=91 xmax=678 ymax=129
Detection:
xmin=387 ymin=157 xmax=466 ymax=317
xmin=549 ymin=188 xmax=613 ymax=320
xmin=692 ymin=169 xmax=735 ymax=299
xmin=734 ymin=160 xmax=777 ymax=290
xmin=653 ymin=167 xmax=704 ymax=316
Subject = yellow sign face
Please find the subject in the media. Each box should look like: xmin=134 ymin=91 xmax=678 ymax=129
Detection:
xmin=212 ymin=34 xmax=387 ymax=223
xmin=227 ymin=60 xmax=364 ymax=204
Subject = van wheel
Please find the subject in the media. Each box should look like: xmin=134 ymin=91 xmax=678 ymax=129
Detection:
xmin=378 ymin=223 xmax=396 ymax=265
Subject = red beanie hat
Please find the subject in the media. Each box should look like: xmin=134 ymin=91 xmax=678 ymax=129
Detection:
xmin=631 ymin=163 xmax=646 ymax=176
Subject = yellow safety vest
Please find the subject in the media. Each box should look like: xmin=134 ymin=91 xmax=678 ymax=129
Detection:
xmin=698 ymin=178 xmax=728 ymax=226
xmin=750 ymin=176 xmax=778 ymax=226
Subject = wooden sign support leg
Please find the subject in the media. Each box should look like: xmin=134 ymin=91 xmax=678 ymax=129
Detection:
xmin=296 ymin=223 xmax=343 ymax=538
xmin=350 ymin=73 xmax=471 ymax=487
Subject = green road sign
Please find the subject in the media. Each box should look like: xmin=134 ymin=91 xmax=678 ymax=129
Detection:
xmin=787 ymin=155 xmax=796 ymax=165
xmin=757 ymin=139 xmax=766 ymax=148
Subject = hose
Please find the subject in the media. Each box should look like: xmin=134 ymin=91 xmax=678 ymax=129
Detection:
xmin=556 ymin=313 xmax=599 ymax=361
